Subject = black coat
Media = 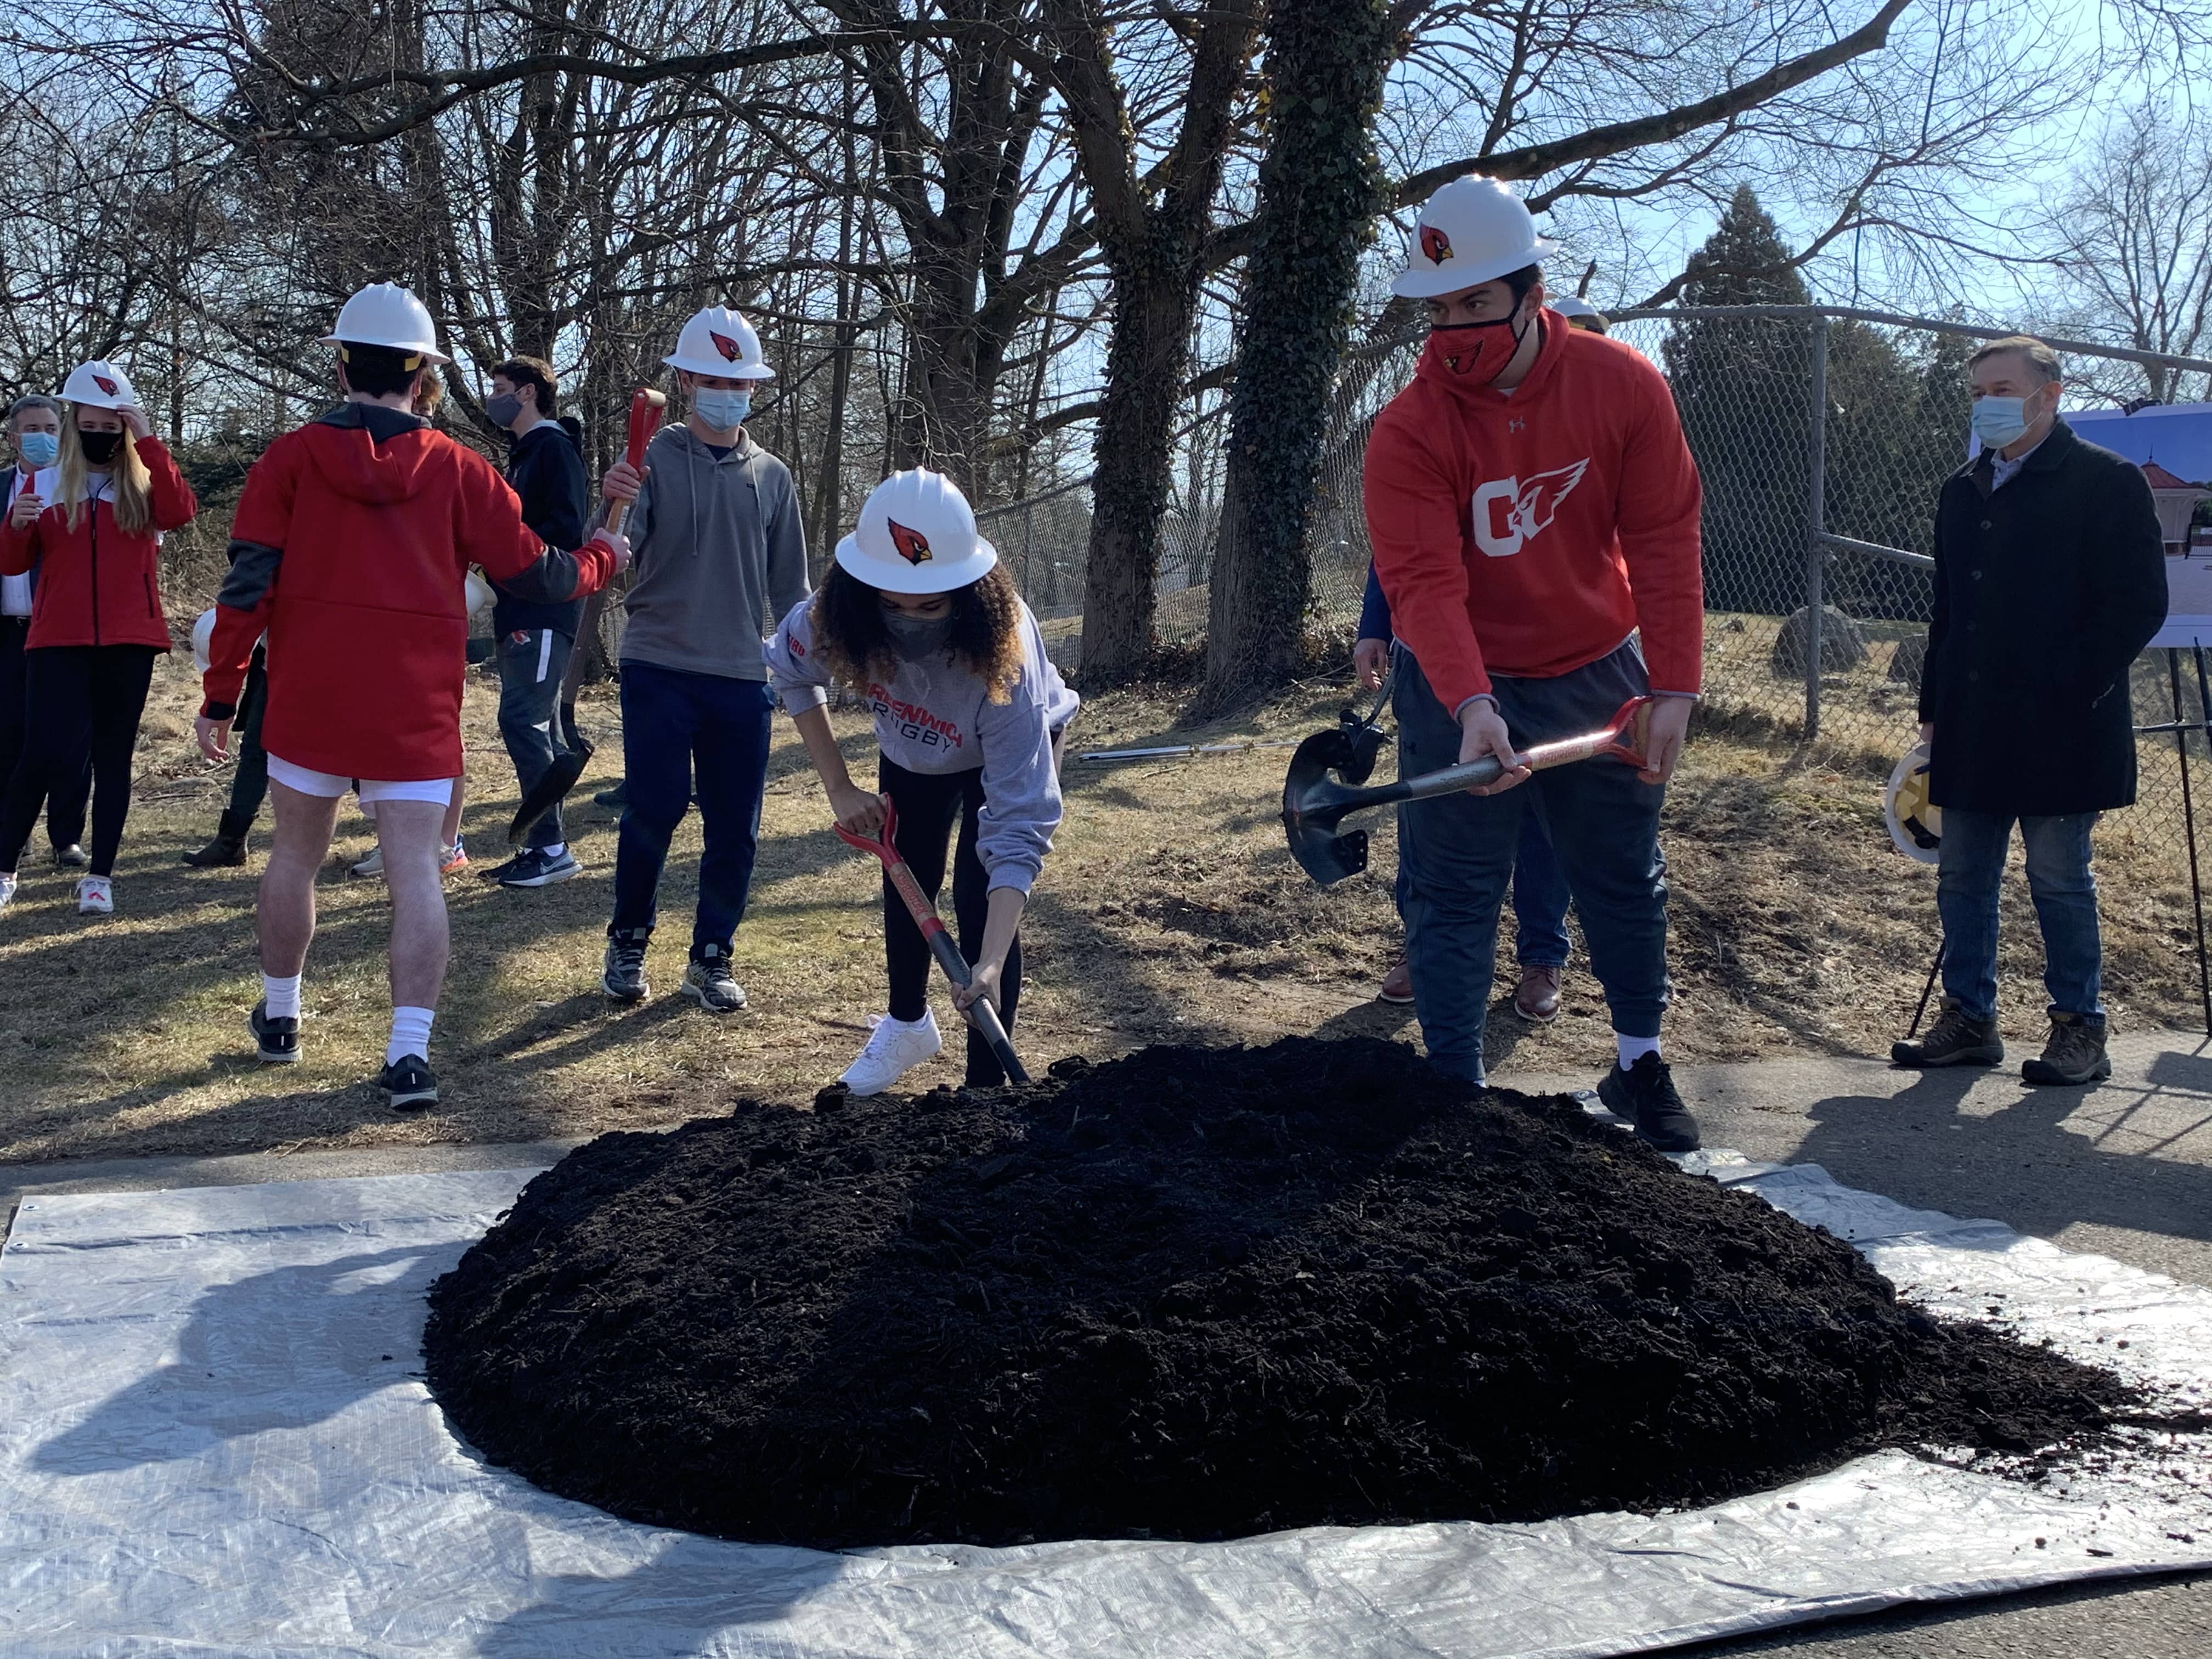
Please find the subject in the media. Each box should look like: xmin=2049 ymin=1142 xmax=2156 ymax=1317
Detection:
xmin=1921 ymin=417 xmax=2167 ymax=816
xmin=492 ymin=418 xmax=590 ymax=638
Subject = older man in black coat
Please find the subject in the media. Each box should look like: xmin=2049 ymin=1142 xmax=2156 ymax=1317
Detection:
xmin=1894 ymin=336 xmax=2168 ymax=1085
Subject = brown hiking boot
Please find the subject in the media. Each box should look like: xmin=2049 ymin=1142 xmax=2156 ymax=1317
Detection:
xmin=1891 ymin=999 xmax=2003 ymax=1068
xmin=1513 ymin=963 xmax=1562 ymax=1023
xmin=2021 ymin=1012 xmax=2111 ymax=1086
xmin=1377 ymin=957 xmax=1413 ymax=1005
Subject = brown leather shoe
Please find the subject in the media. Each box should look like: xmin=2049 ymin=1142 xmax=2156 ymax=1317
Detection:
xmin=1513 ymin=963 xmax=1562 ymax=1023
xmin=1378 ymin=957 xmax=1414 ymax=1005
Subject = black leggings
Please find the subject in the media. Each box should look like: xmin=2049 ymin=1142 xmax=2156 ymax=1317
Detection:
xmin=881 ymin=755 xmax=1023 ymax=1086
xmin=0 ymin=645 xmax=157 ymax=877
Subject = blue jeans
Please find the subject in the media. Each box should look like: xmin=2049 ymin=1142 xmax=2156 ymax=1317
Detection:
xmin=1937 ymin=808 xmax=2102 ymax=1022
xmin=1395 ymin=643 xmax=1669 ymax=1084
xmin=610 ymin=662 xmax=774 ymax=952
xmin=498 ymin=627 xmax=573 ymax=851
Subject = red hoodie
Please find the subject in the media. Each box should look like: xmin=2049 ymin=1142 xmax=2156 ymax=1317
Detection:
xmin=201 ymin=405 xmax=616 ymax=781
xmin=0 ymin=436 xmax=197 ymax=651
xmin=1362 ymin=313 xmax=1703 ymax=713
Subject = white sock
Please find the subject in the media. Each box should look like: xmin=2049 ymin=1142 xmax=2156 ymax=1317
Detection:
xmin=1616 ymin=1033 xmax=1661 ymax=1071
xmin=263 ymin=973 xmax=302 ymax=1020
xmin=541 ymin=842 xmax=566 ymax=859
xmin=387 ymin=1006 xmax=435 ymax=1066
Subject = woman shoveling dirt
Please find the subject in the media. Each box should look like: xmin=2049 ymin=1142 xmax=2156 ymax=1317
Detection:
xmin=425 ymin=1036 xmax=2127 ymax=1550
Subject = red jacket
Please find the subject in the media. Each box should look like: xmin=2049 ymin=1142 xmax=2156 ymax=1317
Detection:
xmin=202 ymin=405 xmax=617 ymax=781
xmin=0 ymin=436 xmax=197 ymax=651
xmin=1362 ymin=313 xmax=1703 ymax=712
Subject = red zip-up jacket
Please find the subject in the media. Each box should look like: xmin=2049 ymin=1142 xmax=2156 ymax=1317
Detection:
xmin=0 ymin=436 xmax=197 ymax=651
xmin=1362 ymin=313 xmax=1703 ymax=713
xmin=201 ymin=404 xmax=618 ymax=781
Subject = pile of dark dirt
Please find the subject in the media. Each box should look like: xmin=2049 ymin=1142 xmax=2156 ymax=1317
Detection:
xmin=425 ymin=1037 xmax=2128 ymax=1549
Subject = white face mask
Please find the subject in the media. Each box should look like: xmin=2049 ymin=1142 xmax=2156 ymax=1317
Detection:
xmin=1970 ymin=385 xmax=2049 ymax=450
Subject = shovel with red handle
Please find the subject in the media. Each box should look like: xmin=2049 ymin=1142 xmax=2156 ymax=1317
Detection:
xmin=1282 ymin=695 xmax=1655 ymax=885
xmin=507 ymin=388 xmax=667 ymax=846
xmin=834 ymin=794 xmax=1031 ymax=1086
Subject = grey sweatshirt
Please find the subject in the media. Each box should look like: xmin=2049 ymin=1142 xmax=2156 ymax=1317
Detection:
xmin=614 ymin=425 xmax=808 ymax=680
xmin=766 ymin=596 xmax=1081 ymax=894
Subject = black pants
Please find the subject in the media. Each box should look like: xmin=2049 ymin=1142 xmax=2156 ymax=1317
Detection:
xmin=219 ymin=659 xmax=270 ymax=836
xmin=497 ymin=627 xmax=573 ymax=850
xmin=0 ymin=617 xmax=91 ymax=854
xmin=881 ymin=755 xmax=1022 ymax=1086
xmin=0 ymin=645 xmax=156 ymax=876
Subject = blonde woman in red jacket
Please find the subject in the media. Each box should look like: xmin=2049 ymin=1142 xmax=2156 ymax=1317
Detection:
xmin=0 ymin=362 xmax=197 ymax=915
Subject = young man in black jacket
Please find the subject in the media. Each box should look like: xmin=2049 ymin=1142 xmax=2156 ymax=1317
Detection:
xmin=482 ymin=357 xmax=591 ymax=888
xmin=1895 ymin=336 xmax=2168 ymax=1085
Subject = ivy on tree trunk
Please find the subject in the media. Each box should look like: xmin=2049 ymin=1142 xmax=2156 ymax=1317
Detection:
xmin=1199 ymin=0 xmax=1392 ymax=710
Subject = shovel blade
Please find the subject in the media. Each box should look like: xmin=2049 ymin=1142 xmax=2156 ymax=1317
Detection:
xmin=1282 ymin=727 xmax=1376 ymax=886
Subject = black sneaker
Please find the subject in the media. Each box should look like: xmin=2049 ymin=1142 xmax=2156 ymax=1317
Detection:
xmin=1891 ymin=999 xmax=2004 ymax=1068
xmin=603 ymin=928 xmax=651 ymax=1002
xmin=2021 ymin=1012 xmax=2111 ymax=1086
xmin=378 ymin=1054 xmax=439 ymax=1110
xmin=248 ymin=1000 xmax=300 ymax=1064
xmin=497 ymin=847 xmax=581 ymax=889
xmin=1598 ymin=1052 xmax=1702 ymax=1153
xmin=682 ymin=943 xmax=747 ymax=1013
xmin=52 ymin=843 xmax=89 ymax=868
xmin=592 ymin=782 xmax=628 ymax=809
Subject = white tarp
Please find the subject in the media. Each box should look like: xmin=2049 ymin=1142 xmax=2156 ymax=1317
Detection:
xmin=3 ymin=1152 xmax=2208 ymax=1658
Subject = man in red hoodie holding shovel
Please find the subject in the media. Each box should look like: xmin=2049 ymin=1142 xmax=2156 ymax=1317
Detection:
xmin=1364 ymin=176 xmax=1705 ymax=1151
xmin=195 ymin=284 xmax=628 ymax=1109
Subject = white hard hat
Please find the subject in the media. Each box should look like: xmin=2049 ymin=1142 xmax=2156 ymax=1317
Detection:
xmin=1391 ymin=176 xmax=1559 ymax=300
xmin=1551 ymin=295 xmax=1601 ymax=320
xmin=319 ymin=282 xmax=452 ymax=365
xmin=663 ymin=306 xmax=775 ymax=379
xmin=1884 ymin=742 xmax=1940 ymax=865
xmin=836 ymin=469 xmax=997 ymax=595
xmin=465 ymin=569 xmax=494 ymax=616
xmin=191 ymin=607 xmax=217 ymax=675
xmin=60 ymin=360 xmax=138 ymax=410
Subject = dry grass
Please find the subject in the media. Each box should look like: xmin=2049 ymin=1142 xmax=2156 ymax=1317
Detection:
xmin=0 ymin=648 xmax=2204 ymax=1167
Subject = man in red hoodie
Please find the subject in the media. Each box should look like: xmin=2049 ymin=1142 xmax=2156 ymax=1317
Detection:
xmin=1363 ymin=176 xmax=1704 ymax=1150
xmin=194 ymin=284 xmax=628 ymax=1109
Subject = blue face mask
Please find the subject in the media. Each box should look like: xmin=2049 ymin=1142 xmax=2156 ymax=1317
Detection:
xmin=693 ymin=388 xmax=752 ymax=431
xmin=14 ymin=431 xmax=58 ymax=469
xmin=1970 ymin=393 xmax=2036 ymax=450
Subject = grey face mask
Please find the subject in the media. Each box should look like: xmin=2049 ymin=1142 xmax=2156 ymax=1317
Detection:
xmin=884 ymin=611 xmax=957 ymax=660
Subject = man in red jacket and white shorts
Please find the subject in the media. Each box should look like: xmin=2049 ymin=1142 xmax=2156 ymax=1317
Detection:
xmin=1364 ymin=176 xmax=1705 ymax=1150
xmin=195 ymin=284 xmax=628 ymax=1109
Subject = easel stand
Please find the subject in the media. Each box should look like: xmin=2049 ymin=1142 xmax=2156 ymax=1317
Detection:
xmin=2135 ymin=646 xmax=2212 ymax=1035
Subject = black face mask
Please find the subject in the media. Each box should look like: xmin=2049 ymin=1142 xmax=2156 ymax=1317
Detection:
xmin=78 ymin=430 xmax=123 ymax=464
xmin=884 ymin=611 xmax=957 ymax=661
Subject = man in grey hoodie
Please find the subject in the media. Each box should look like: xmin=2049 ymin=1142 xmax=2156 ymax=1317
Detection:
xmin=596 ymin=306 xmax=808 ymax=1013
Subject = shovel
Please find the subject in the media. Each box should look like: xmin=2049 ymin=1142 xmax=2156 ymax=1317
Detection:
xmin=1282 ymin=695 xmax=1654 ymax=885
xmin=506 ymin=387 xmax=665 ymax=845
xmin=835 ymin=795 xmax=1031 ymax=1086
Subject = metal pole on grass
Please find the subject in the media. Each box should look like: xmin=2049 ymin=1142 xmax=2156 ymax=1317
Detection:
xmin=2170 ymin=649 xmax=2212 ymax=1035
xmin=1803 ymin=317 xmax=1830 ymax=741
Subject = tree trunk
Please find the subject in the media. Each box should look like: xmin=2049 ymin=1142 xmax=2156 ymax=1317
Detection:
xmin=1199 ymin=0 xmax=1393 ymax=711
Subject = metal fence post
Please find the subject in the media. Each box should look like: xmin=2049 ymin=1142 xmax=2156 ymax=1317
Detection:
xmin=1803 ymin=314 xmax=1830 ymax=740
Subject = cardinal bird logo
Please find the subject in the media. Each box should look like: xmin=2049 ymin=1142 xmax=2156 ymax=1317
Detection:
xmin=1419 ymin=224 xmax=1453 ymax=265
xmin=708 ymin=329 xmax=746 ymax=363
xmin=92 ymin=375 xmax=119 ymax=397
xmin=1471 ymin=458 xmax=1590 ymax=558
xmin=888 ymin=518 xmax=933 ymax=565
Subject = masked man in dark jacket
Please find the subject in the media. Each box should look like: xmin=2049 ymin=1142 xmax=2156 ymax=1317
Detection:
xmin=1894 ymin=336 xmax=2166 ymax=1085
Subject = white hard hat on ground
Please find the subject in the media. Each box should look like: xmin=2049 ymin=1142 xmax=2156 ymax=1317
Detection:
xmin=60 ymin=360 xmax=139 ymax=410
xmin=836 ymin=469 xmax=998 ymax=595
xmin=1551 ymin=295 xmax=1602 ymax=321
xmin=1392 ymin=176 xmax=1559 ymax=300
xmin=663 ymin=307 xmax=775 ymax=379
xmin=319 ymin=283 xmax=452 ymax=365
xmin=191 ymin=608 xmax=217 ymax=675
xmin=1884 ymin=742 xmax=1941 ymax=865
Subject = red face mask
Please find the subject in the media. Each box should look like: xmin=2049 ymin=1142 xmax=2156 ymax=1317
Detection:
xmin=1422 ymin=309 xmax=1532 ymax=387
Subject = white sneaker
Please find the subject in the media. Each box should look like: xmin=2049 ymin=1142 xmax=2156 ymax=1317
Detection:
xmin=76 ymin=875 xmax=113 ymax=915
xmin=0 ymin=871 xmax=16 ymax=911
xmin=351 ymin=848 xmax=384 ymax=879
xmin=838 ymin=1010 xmax=943 ymax=1097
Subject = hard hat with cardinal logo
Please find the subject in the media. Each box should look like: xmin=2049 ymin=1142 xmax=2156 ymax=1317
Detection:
xmin=59 ymin=359 xmax=140 ymax=411
xmin=1392 ymin=176 xmax=1558 ymax=300
xmin=663 ymin=306 xmax=776 ymax=379
xmin=836 ymin=467 xmax=999 ymax=595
